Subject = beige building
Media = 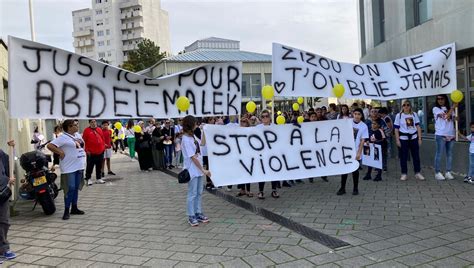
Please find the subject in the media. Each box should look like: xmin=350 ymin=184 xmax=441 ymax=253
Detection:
xmin=72 ymin=0 xmax=171 ymax=66
xmin=0 ymin=39 xmax=37 ymax=189
xmin=140 ymin=37 xmax=318 ymax=112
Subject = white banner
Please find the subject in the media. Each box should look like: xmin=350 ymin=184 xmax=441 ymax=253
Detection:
xmin=362 ymin=143 xmax=382 ymax=169
xmin=272 ymin=43 xmax=456 ymax=100
xmin=8 ymin=36 xmax=242 ymax=119
xmin=204 ymin=120 xmax=359 ymax=187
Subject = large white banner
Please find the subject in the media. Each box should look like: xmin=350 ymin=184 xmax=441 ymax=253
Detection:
xmin=8 ymin=36 xmax=242 ymax=119
xmin=204 ymin=120 xmax=359 ymax=187
xmin=272 ymin=43 xmax=456 ymax=100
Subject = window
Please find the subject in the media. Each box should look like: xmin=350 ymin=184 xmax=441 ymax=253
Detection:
xmin=79 ymin=27 xmax=83 ymax=31
xmin=406 ymin=0 xmax=432 ymax=29
xmin=86 ymin=47 xmax=93 ymax=52
xmin=372 ymin=0 xmax=385 ymax=45
xmin=96 ymin=9 xmax=102 ymax=15
xmin=95 ymin=0 xmax=101 ymax=3
xmin=98 ymin=52 xmax=105 ymax=58
xmin=97 ymin=30 xmax=104 ymax=36
xmin=106 ymin=29 xmax=110 ymax=35
xmin=106 ymin=40 xmax=110 ymax=46
xmin=105 ymin=18 xmax=109 ymax=25
xmin=107 ymin=51 xmax=112 ymax=57
xmin=79 ymin=18 xmax=83 ymax=22
xmin=470 ymin=67 xmax=474 ymax=88
xmin=242 ymin=74 xmax=261 ymax=98
xmin=84 ymin=16 xmax=91 ymax=22
xmin=264 ymin=73 xmax=272 ymax=86
xmin=98 ymin=41 xmax=104 ymax=46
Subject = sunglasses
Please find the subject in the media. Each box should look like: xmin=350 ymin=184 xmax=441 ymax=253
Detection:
xmin=261 ymin=115 xmax=270 ymax=118
xmin=403 ymin=103 xmax=411 ymax=107
xmin=437 ymin=98 xmax=444 ymax=100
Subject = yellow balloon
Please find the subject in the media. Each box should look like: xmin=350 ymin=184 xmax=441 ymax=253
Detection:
xmin=277 ymin=111 xmax=282 ymax=115
xmin=297 ymin=97 xmax=304 ymax=104
xmin=292 ymin=103 xmax=299 ymax=111
xmin=262 ymin=85 xmax=275 ymax=100
xmin=267 ymin=101 xmax=273 ymax=107
xmin=246 ymin=101 xmax=256 ymax=113
xmin=297 ymin=116 xmax=304 ymax=124
xmin=114 ymin=122 xmax=122 ymax=129
xmin=276 ymin=115 xmax=286 ymax=125
xmin=176 ymin=96 xmax=190 ymax=112
xmin=133 ymin=125 xmax=142 ymax=133
xmin=450 ymin=90 xmax=464 ymax=103
xmin=333 ymin=84 xmax=345 ymax=98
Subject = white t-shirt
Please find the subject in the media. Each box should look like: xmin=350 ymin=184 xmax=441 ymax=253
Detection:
xmin=394 ymin=112 xmax=420 ymax=140
xmin=51 ymin=132 xmax=86 ymax=174
xmin=125 ymin=128 xmax=135 ymax=138
xmin=433 ymin=107 xmax=455 ymax=136
xmin=467 ymin=134 xmax=474 ymax=154
xmin=353 ymin=120 xmax=369 ymax=150
xmin=181 ymin=135 xmax=203 ymax=179
xmin=174 ymin=124 xmax=183 ymax=134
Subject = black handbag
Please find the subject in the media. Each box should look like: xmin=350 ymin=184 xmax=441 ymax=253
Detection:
xmin=0 ymin=185 xmax=12 ymax=203
xmin=178 ymin=169 xmax=190 ymax=184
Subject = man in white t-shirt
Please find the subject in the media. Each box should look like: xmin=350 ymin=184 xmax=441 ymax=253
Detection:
xmin=47 ymin=119 xmax=86 ymax=221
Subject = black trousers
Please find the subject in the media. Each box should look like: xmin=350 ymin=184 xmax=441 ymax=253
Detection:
xmin=340 ymin=162 xmax=360 ymax=191
xmin=85 ymin=153 xmax=104 ymax=181
xmin=259 ymin=181 xmax=279 ymax=192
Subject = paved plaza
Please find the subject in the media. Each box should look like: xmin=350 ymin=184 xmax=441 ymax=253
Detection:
xmin=3 ymin=153 xmax=474 ymax=267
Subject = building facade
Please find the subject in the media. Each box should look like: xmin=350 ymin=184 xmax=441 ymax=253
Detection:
xmin=358 ymin=0 xmax=474 ymax=174
xmin=141 ymin=37 xmax=319 ymax=113
xmin=72 ymin=0 xmax=171 ymax=66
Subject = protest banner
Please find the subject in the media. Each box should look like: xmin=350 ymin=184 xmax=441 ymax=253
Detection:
xmin=204 ymin=119 xmax=359 ymax=187
xmin=8 ymin=36 xmax=242 ymax=119
xmin=272 ymin=43 xmax=456 ymax=100
xmin=362 ymin=143 xmax=382 ymax=169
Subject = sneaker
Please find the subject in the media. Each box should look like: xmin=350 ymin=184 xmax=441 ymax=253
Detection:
xmin=87 ymin=180 xmax=93 ymax=186
xmin=373 ymin=175 xmax=382 ymax=181
xmin=400 ymin=174 xmax=407 ymax=181
xmin=445 ymin=172 xmax=454 ymax=180
xmin=363 ymin=175 xmax=372 ymax=181
xmin=435 ymin=172 xmax=446 ymax=181
xmin=468 ymin=178 xmax=474 ymax=185
xmin=195 ymin=213 xmax=209 ymax=223
xmin=309 ymin=178 xmax=314 ymax=183
xmin=4 ymin=251 xmax=16 ymax=260
xmin=108 ymin=171 xmax=116 ymax=175
xmin=415 ymin=173 xmax=425 ymax=180
xmin=352 ymin=189 xmax=359 ymax=195
xmin=464 ymin=176 xmax=471 ymax=183
xmin=188 ymin=216 xmax=199 ymax=227
xmin=96 ymin=179 xmax=106 ymax=184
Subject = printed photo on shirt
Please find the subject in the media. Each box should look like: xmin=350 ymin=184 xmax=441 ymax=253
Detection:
xmin=405 ymin=117 xmax=414 ymax=128
xmin=353 ymin=128 xmax=359 ymax=140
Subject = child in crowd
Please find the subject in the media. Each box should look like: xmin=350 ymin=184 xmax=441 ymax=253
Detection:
xmin=460 ymin=122 xmax=474 ymax=184
xmin=363 ymin=119 xmax=386 ymax=181
xmin=174 ymin=132 xmax=183 ymax=168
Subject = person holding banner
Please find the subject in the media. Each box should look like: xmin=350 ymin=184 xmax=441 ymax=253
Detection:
xmin=433 ymin=94 xmax=457 ymax=181
xmin=337 ymin=108 xmax=367 ymax=196
xmin=394 ymin=100 xmax=424 ymax=181
xmin=181 ymin=115 xmax=211 ymax=227
xmin=0 ymin=140 xmax=17 ymax=262
xmin=47 ymin=120 xmax=86 ymax=221
xmin=362 ymin=119 xmax=386 ymax=181
xmin=257 ymin=110 xmax=280 ymax=199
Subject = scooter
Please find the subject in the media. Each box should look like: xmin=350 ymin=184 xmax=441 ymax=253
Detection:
xmin=19 ymin=148 xmax=59 ymax=215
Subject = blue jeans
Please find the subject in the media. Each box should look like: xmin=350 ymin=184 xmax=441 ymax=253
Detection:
xmin=434 ymin=135 xmax=454 ymax=173
xmin=469 ymin=153 xmax=474 ymax=177
xmin=164 ymin=144 xmax=173 ymax=166
xmin=187 ymin=176 xmax=204 ymax=216
xmin=64 ymin=170 xmax=83 ymax=209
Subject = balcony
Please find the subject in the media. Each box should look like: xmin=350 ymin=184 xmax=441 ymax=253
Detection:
xmin=120 ymin=11 xmax=132 ymax=19
xmin=72 ymin=29 xmax=93 ymax=38
xmin=84 ymin=39 xmax=94 ymax=46
xmin=120 ymin=21 xmax=143 ymax=30
xmin=121 ymin=31 xmax=144 ymax=41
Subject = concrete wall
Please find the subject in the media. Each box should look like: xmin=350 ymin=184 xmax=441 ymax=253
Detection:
xmin=360 ymin=0 xmax=474 ymax=63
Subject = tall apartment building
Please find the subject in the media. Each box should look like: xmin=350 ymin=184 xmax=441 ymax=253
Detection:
xmin=72 ymin=0 xmax=171 ymax=66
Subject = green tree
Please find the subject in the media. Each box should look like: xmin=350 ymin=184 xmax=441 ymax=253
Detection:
xmin=121 ymin=39 xmax=166 ymax=72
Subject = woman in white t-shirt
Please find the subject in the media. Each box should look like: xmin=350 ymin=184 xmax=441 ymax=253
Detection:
xmin=432 ymin=94 xmax=457 ymax=181
xmin=181 ymin=115 xmax=211 ymax=227
xmin=47 ymin=119 xmax=86 ymax=220
xmin=394 ymin=100 xmax=424 ymax=181
xmin=337 ymin=108 xmax=367 ymax=196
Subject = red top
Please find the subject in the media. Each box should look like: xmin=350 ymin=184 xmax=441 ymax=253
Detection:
xmin=102 ymin=128 xmax=112 ymax=149
xmin=83 ymin=127 xmax=105 ymax=155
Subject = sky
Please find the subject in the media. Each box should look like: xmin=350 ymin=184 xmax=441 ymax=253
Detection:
xmin=0 ymin=0 xmax=360 ymax=63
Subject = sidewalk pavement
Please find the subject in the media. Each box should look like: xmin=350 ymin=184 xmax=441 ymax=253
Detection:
xmin=3 ymin=153 xmax=474 ymax=267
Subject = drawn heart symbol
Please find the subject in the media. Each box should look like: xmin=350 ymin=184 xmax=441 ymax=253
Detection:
xmin=273 ymin=81 xmax=286 ymax=94
xmin=440 ymin=47 xmax=452 ymax=59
